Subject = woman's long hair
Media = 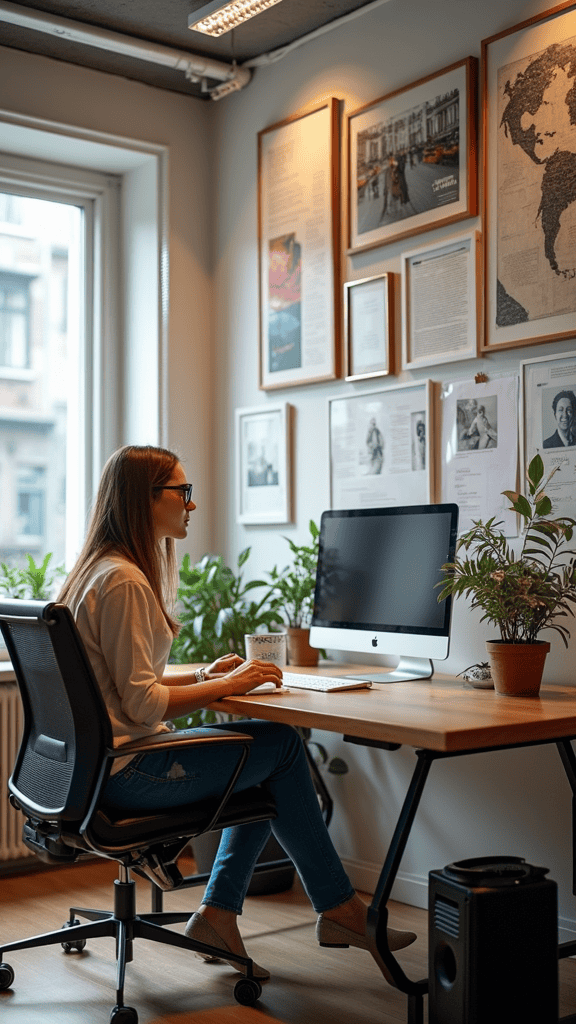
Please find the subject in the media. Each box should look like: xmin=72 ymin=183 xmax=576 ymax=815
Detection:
xmin=59 ymin=445 xmax=181 ymax=636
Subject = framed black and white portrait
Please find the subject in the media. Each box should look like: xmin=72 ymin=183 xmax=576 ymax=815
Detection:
xmin=236 ymin=404 xmax=292 ymax=524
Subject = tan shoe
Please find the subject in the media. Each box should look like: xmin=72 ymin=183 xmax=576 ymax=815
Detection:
xmin=185 ymin=911 xmax=270 ymax=980
xmin=316 ymin=914 xmax=416 ymax=984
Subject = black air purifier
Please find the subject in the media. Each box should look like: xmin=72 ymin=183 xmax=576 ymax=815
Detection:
xmin=428 ymin=856 xmax=558 ymax=1024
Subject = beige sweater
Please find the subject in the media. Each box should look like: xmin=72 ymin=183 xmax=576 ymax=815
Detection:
xmin=69 ymin=555 xmax=172 ymax=772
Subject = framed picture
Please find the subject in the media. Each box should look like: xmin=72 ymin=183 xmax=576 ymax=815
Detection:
xmin=439 ymin=374 xmax=519 ymax=536
xmin=520 ymin=351 xmax=576 ymax=523
xmin=401 ymin=230 xmax=481 ymax=370
xmin=344 ymin=272 xmax=395 ymax=381
xmin=482 ymin=3 xmax=576 ymax=351
xmin=258 ymin=99 xmax=340 ymax=390
xmin=236 ymin=404 xmax=292 ymax=524
xmin=347 ymin=56 xmax=478 ymax=255
xmin=329 ymin=380 xmax=433 ymax=510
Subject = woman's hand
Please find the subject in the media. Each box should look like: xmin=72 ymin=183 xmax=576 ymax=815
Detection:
xmin=224 ymin=658 xmax=283 ymax=693
xmin=204 ymin=653 xmax=245 ymax=679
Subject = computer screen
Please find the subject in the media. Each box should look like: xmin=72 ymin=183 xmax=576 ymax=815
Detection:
xmin=309 ymin=503 xmax=459 ymax=682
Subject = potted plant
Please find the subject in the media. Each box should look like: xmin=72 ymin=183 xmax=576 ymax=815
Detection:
xmin=266 ymin=520 xmax=323 ymax=666
xmin=437 ymin=454 xmax=576 ymax=697
xmin=170 ymin=547 xmax=283 ymax=685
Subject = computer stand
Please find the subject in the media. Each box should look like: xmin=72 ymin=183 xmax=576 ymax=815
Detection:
xmin=347 ymin=657 xmax=434 ymax=684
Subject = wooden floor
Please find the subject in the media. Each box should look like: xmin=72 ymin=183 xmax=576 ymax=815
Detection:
xmin=1 ymin=858 xmax=576 ymax=1023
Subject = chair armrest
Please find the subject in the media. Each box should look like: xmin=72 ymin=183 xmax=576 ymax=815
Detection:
xmin=106 ymin=727 xmax=254 ymax=759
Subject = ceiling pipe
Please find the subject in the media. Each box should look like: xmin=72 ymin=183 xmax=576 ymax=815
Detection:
xmin=0 ymin=0 xmax=251 ymax=99
xmin=244 ymin=0 xmax=394 ymax=67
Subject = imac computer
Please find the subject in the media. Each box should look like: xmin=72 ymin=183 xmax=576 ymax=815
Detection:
xmin=309 ymin=503 xmax=459 ymax=683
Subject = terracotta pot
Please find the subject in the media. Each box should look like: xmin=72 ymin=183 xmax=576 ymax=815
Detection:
xmin=286 ymin=626 xmax=319 ymax=667
xmin=485 ymin=640 xmax=550 ymax=698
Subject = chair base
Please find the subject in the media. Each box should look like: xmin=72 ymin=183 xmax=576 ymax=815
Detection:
xmin=0 ymin=868 xmax=263 ymax=1018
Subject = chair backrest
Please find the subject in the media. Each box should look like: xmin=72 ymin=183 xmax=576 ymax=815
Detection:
xmin=0 ymin=599 xmax=113 ymax=823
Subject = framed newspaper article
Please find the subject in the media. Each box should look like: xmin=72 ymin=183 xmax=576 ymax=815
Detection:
xmin=258 ymin=99 xmax=340 ymax=390
xmin=235 ymin=404 xmax=292 ymax=524
xmin=401 ymin=230 xmax=481 ymax=370
xmin=521 ymin=351 xmax=576 ymax=523
xmin=347 ymin=57 xmax=478 ymax=255
xmin=344 ymin=272 xmax=395 ymax=381
xmin=329 ymin=380 xmax=433 ymax=510
xmin=482 ymin=3 xmax=576 ymax=351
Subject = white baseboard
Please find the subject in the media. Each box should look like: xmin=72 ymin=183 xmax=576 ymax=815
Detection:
xmin=342 ymin=857 xmax=428 ymax=909
xmin=342 ymin=857 xmax=576 ymax=943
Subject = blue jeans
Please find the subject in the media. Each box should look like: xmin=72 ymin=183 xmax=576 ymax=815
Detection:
xmin=103 ymin=720 xmax=355 ymax=915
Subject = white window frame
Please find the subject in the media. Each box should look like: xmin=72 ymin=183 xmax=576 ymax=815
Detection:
xmin=0 ymin=153 xmax=121 ymax=564
xmin=0 ymin=113 xmax=169 ymax=568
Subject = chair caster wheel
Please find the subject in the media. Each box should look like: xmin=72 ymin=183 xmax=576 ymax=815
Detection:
xmin=61 ymin=919 xmax=86 ymax=953
xmin=110 ymin=1006 xmax=138 ymax=1024
xmin=0 ymin=963 xmax=15 ymax=990
xmin=234 ymin=977 xmax=262 ymax=1005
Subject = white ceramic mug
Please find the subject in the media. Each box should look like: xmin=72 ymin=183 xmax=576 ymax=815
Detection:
xmin=244 ymin=632 xmax=287 ymax=668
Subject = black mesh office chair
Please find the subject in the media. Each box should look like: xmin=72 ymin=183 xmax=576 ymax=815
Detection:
xmin=0 ymin=598 xmax=279 ymax=1023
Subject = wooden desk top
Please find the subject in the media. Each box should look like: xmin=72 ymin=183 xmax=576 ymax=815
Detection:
xmin=198 ymin=665 xmax=576 ymax=754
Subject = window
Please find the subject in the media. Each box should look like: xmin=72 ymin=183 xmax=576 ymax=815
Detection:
xmin=0 ymin=159 xmax=122 ymax=574
xmin=17 ymin=466 xmax=46 ymax=545
xmin=0 ymin=273 xmax=31 ymax=369
xmin=0 ymin=125 xmax=166 ymax=584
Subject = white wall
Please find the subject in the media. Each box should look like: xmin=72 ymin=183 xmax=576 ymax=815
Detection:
xmin=212 ymin=0 xmax=576 ymax=930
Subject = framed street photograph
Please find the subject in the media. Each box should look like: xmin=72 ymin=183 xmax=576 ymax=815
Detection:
xmin=344 ymin=272 xmax=395 ymax=381
xmin=258 ymin=99 xmax=340 ymax=390
xmin=401 ymin=230 xmax=481 ymax=370
xmin=236 ymin=404 xmax=292 ymax=524
xmin=520 ymin=351 xmax=576 ymax=523
xmin=482 ymin=3 xmax=576 ymax=351
xmin=329 ymin=380 xmax=433 ymax=510
xmin=347 ymin=56 xmax=478 ymax=255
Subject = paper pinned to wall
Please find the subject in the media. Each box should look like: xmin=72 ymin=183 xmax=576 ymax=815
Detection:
xmin=440 ymin=374 xmax=518 ymax=535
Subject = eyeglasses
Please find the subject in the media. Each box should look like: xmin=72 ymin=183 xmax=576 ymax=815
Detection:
xmin=154 ymin=483 xmax=193 ymax=504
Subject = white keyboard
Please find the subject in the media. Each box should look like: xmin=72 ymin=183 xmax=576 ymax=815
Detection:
xmin=281 ymin=671 xmax=372 ymax=693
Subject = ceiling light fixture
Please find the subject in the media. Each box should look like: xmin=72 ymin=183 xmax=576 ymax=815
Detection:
xmin=188 ymin=0 xmax=284 ymax=37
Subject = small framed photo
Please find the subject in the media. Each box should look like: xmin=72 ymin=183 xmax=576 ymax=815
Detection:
xmin=520 ymin=350 xmax=576 ymax=524
xmin=236 ymin=404 xmax=292 ymax=525
xmin=482 ymin=4 xmax=576 ymax=351
xmin=347 ymin=56 xmax=478 ymax=254
xmin=401 ymin=230 xmax=480 ymax=370
xmin=329 ymin=380 xmax=433 ymax=510
xmin=344 ymin=272 xmax=395 ymax=382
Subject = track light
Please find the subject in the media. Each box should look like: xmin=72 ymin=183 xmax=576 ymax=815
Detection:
xmin=188 ymin=0 xmax=284 ymax=37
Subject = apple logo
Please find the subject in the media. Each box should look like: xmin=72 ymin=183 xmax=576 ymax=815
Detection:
xmin=372 ymin=637 xmax=378 ymax=647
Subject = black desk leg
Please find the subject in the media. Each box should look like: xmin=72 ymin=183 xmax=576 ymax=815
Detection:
xmin=556 ymin=740 xmax=576 ymax=897
xmin=367 ymin=749 xmax=435 ymax=1024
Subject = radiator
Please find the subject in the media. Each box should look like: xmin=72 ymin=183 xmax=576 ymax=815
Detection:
xmin=0 ymin=683 xmax=32 ymax=861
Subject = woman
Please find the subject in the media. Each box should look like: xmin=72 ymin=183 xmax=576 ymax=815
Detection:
xmin=543 ymin=390 xmax=576 ymax=448
xmin=58 ymin=445 xmax=415 ymax=982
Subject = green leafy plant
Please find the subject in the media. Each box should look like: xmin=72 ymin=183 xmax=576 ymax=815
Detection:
xmin=170 ymin=548 xmax=282 ymax=666
xmin=169 ymin=548 xmax=283 ymax=730
xmin=267 ymin=520 xmax=320 ymax=628
xmin=437 ymin=454 xmax=576 ymax=645
xmin=0 ymin=553 xmax=66 ymax=600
